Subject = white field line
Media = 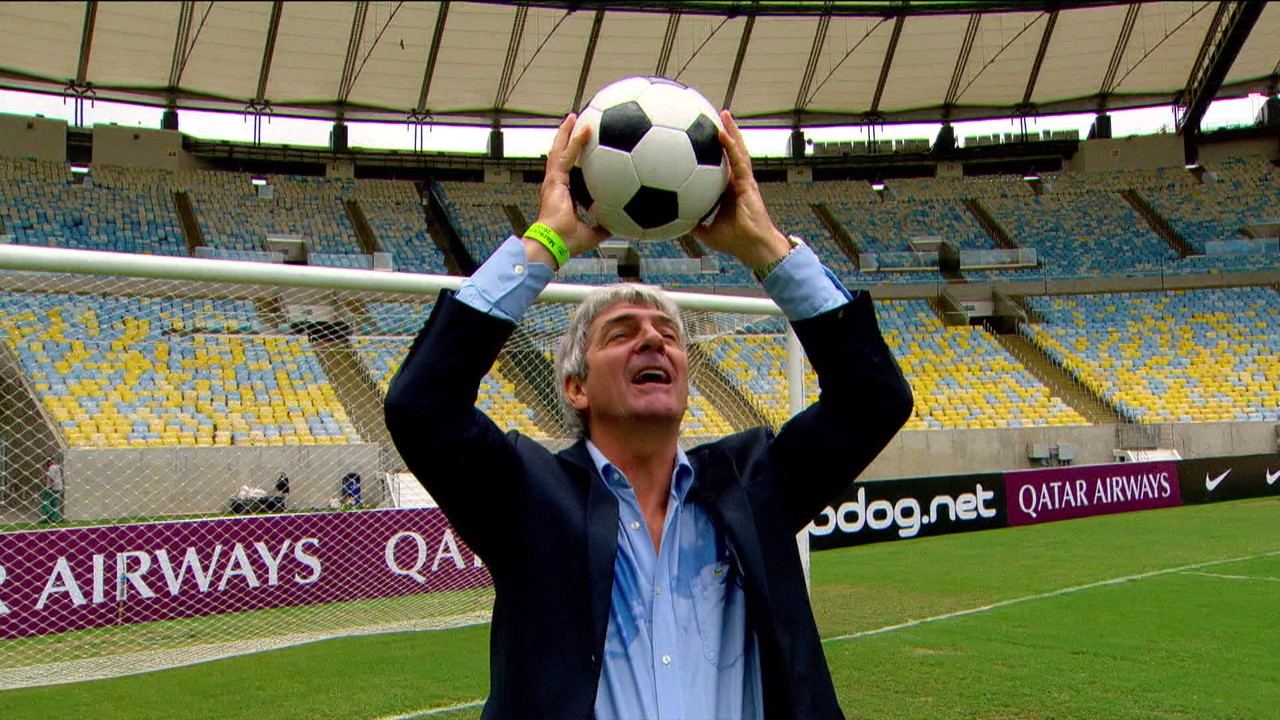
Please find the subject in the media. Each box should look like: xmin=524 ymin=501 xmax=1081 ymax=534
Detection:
xmin=1182 ymin=570 xmax=1280 ymax=583
xmin=383 ymin=550 xmax=1280 ymax=719
xmin=374 ymin=700 xmax=487 ymax=719
xmin=822 ymin=549 xmax=1280 ymax=644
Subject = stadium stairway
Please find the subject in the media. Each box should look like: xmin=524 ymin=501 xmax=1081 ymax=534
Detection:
xmin=1121 ymin=190 xmax=1196 ymax=258
xmin=686 ymin=344 xmax=772 ymax=431
xmin=313 ymin=341 xmax=405 ymax=470
xmin=962 ymin=199 xmax=1018 ymax=250
xmin=343 ymin=200 xmax=378 ymax=254
xmin=811 ymin=202 xmax=863 ymax=264
xmin=174 ymin=191 xmax=204 ymax=253
xmin=0 ymin=342 xmax=64 ymax=519
xmin=422 ymin=183 xmax=474 ymax=275
xmin=992 ymin=330 xmax=1124 ymax=425
xmin=495 ymin=343 xmax=567 ymax=437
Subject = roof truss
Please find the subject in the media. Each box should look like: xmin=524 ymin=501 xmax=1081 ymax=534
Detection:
xmin=1175 ymin=0 xmax=1265 ymax=134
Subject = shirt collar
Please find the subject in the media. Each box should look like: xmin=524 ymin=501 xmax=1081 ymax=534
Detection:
xmin=585 ymin=439 xmax=695 ymax=503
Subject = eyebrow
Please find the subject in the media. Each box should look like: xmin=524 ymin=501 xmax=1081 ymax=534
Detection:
xmin=596 ymin=311 xmax=679 ymax=337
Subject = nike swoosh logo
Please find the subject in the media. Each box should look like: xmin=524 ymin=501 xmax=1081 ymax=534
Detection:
xmin=1205 ymin=470 xmax=1230 ymax=492
xmin=1266 ymin=468 xmax=1280 ymax=486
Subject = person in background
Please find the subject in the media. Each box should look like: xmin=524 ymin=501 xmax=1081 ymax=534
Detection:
xmin=41 ymin=458 xmax=63 ymax=523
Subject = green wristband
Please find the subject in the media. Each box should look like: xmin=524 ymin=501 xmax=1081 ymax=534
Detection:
xmin=524 ymin=222 xmax=569 ymax=269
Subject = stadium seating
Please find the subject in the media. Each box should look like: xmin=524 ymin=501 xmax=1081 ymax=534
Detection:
xmin=352 ymin=179 xmax=450 ymax=275
xmin=0 ymin=160 xmax=187 ymax=256
xmin=434 ymin=181 xmax=524 ymax=264
xmin=1022 ymin=287 xmax=1280 ymax=423
xmin=704 ymin=299 xmax=1089 ymax=430
xmin=177 ymin=170 xmax=362 ymax=257
xmin=0 ymin=292 xmax=360 ymax=448
xmin=352 ymin=335 xmax=551 ymax=439
xmin=984 ymin=188 xmax=1178 ymax=277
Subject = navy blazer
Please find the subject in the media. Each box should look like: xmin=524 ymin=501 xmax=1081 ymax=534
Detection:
xmin=385 ymin=290 xmax=912 ymax=719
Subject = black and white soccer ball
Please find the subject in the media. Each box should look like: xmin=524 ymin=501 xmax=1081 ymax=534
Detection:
xmin=570 ymin=76 xmax=729 ymax=241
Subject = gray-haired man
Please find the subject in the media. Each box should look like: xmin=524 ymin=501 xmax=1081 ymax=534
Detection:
xmin=385 ymin=110 xmax=912 ymax=719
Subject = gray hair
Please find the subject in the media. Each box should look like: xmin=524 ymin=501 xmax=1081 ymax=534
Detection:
xmin=555 ymin=283 xmax=685 ymax=438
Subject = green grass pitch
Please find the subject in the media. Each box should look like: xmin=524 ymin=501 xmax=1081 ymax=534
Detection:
xmin=2 ymin=498 xmax=1276 ymax=719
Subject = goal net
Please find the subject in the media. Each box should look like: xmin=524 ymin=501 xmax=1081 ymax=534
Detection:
xmin=0 ymin=246 xmax=805 ymax=688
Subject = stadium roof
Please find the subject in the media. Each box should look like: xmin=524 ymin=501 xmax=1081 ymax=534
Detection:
xmin=0 ymin=1 xmax=1275 ymax=130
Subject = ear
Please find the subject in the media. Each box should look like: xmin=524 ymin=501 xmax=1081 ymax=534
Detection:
xmin=564 ymin=375 xmax=589 ymax=412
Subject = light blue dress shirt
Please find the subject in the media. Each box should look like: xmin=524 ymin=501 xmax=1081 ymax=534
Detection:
xmin=455 ymin=235 xmax=852 ymax=719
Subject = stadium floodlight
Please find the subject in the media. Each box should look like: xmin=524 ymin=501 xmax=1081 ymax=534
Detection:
xmin=69 ymin=165 xmax=90 ymax=174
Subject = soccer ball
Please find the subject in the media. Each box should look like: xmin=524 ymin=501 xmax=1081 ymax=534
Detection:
xmin=570 ymin=76 xmax=728 ymax=241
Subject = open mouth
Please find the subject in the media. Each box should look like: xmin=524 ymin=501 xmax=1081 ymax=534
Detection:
xmin=631 ymin=368 xmax=672 ymax=385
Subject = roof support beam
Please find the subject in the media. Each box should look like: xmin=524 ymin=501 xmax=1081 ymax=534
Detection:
xmin=1098 ymin=2 xmax=1140 ymax=106
xmin=869 ymin=13 xmax=905 ymax=115
xmin=254 ymin=1 xmax=284 ymax=104
xmin=337 ymin=1 xmax=370 ymax=113
xmin=493 ymin=4 xmax=529 ymax=118
xmin=943 ymin=13 xmax=981 ymax=115
xmin=166 ymin=2 xmax=196 ymax=105
xmin=655 ymin=10 xmax=681 ymax=77
xmin=75 ymin=1 xmax=99 ymax=86
xmin=1020 ymin=9 xmax=1058 ymax=107
xmin=722 ymin=11 xmax=757 ymax=110
xmin=792 ymin=4 xmax=832 ymax=124
xmin=1175 ymin=0 xmax=1265 ymax=135
xmin=572 ymin=9 xmax=606 ymax=112
xmin=415 ymin=1 xmax=450 ymax=114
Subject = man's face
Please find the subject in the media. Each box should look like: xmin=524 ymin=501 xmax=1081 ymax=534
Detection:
xmin=566 ymin=302 xmax=689 ymax=435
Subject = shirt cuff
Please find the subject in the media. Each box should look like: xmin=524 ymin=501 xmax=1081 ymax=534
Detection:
xmin=455 ymin=236 xmax=555 ymax=323
xmin=761 ymin=243 xmax=853 ymax=321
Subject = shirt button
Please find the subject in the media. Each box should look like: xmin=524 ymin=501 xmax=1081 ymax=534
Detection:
xmin=661 ymin=654 xmax=671 ymax=666
xmin=513 ymin=264 xmax=525 ymax=274
xmin=629 ymin=521 xmax=640 ymax=530
xmin=654 ymin=586 xmax=662 ymax=596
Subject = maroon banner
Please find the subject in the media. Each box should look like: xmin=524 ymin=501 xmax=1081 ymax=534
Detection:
xmin=1005 ymin=460 xmax=1180 ymax=527
xmin=0 ymin=509 xmax=491 ymax=640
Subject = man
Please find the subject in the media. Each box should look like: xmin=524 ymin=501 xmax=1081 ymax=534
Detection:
xmin=42 ymin=459 xmax=63 ymax=523
xmin=385 ymin=110 xmax=912 ymax=719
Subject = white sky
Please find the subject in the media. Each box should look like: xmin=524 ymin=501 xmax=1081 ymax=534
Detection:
xmin=0 ymin=89 xmax=1268 ymax=158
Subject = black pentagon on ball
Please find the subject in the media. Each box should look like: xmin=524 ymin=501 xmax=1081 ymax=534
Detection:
xmin=569 ymin=166 xmax=593 ymax=209
xmin=686 ymin=114 xmax=723 ymax=166
xmin=598 ymin=101 xmax=652 ymax=153
xmin=624 ymin=186 xmax=680 ymax=230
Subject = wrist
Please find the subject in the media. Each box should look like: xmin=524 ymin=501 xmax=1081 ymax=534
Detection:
xmin=750 ymin=232 xmax=802 ymax=282
xmin=523 ymin=222 xmax=569 ymax=270
xmin=521 ymin=237 xmax=559 ymax=271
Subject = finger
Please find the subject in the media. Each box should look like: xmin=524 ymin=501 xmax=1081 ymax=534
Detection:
xmin=563 ymin=120 xmax=594 ymax=168
xmin=546 ymin=114 xmax=577 ymax=175
xmin=719 ymin=112 xmax=753 ymax=186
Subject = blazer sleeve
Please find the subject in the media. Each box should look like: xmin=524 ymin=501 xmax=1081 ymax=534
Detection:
xmin=383 ymin=290 xmax=528 ymax=566
xmin=763 ymin=291 xmax=914 ymax=532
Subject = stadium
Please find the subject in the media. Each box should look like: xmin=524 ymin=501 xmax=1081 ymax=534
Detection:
xmin=0 ymin=1 xmax=1277 ymax=718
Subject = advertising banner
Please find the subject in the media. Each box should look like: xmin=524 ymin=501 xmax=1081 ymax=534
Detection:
xmin=1004 ymin=460 xmax=1180 ymax=527
xmin=808 ymin=474 xmax=1006 ymax=551
xmin=0 ymin=508 xmax=491 ymax=640
xmin=1177 ymin=453 xmax=1280 ymax=505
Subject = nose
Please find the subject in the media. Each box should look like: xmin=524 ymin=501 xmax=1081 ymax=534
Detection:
xmin=635 ymin=321 xmax=665 ymax=352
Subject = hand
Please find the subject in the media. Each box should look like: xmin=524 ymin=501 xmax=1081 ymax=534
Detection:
xmin=524 ymin=113 xmax=610 ymax=269
xmin=691 ymin=110 xmax=791 ymax=271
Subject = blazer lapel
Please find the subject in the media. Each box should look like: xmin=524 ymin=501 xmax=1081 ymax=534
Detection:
xmin=561 ymin=440 xmax=619 ymax=657
xmin=692 ymin=448 xmax=773 ymax=610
